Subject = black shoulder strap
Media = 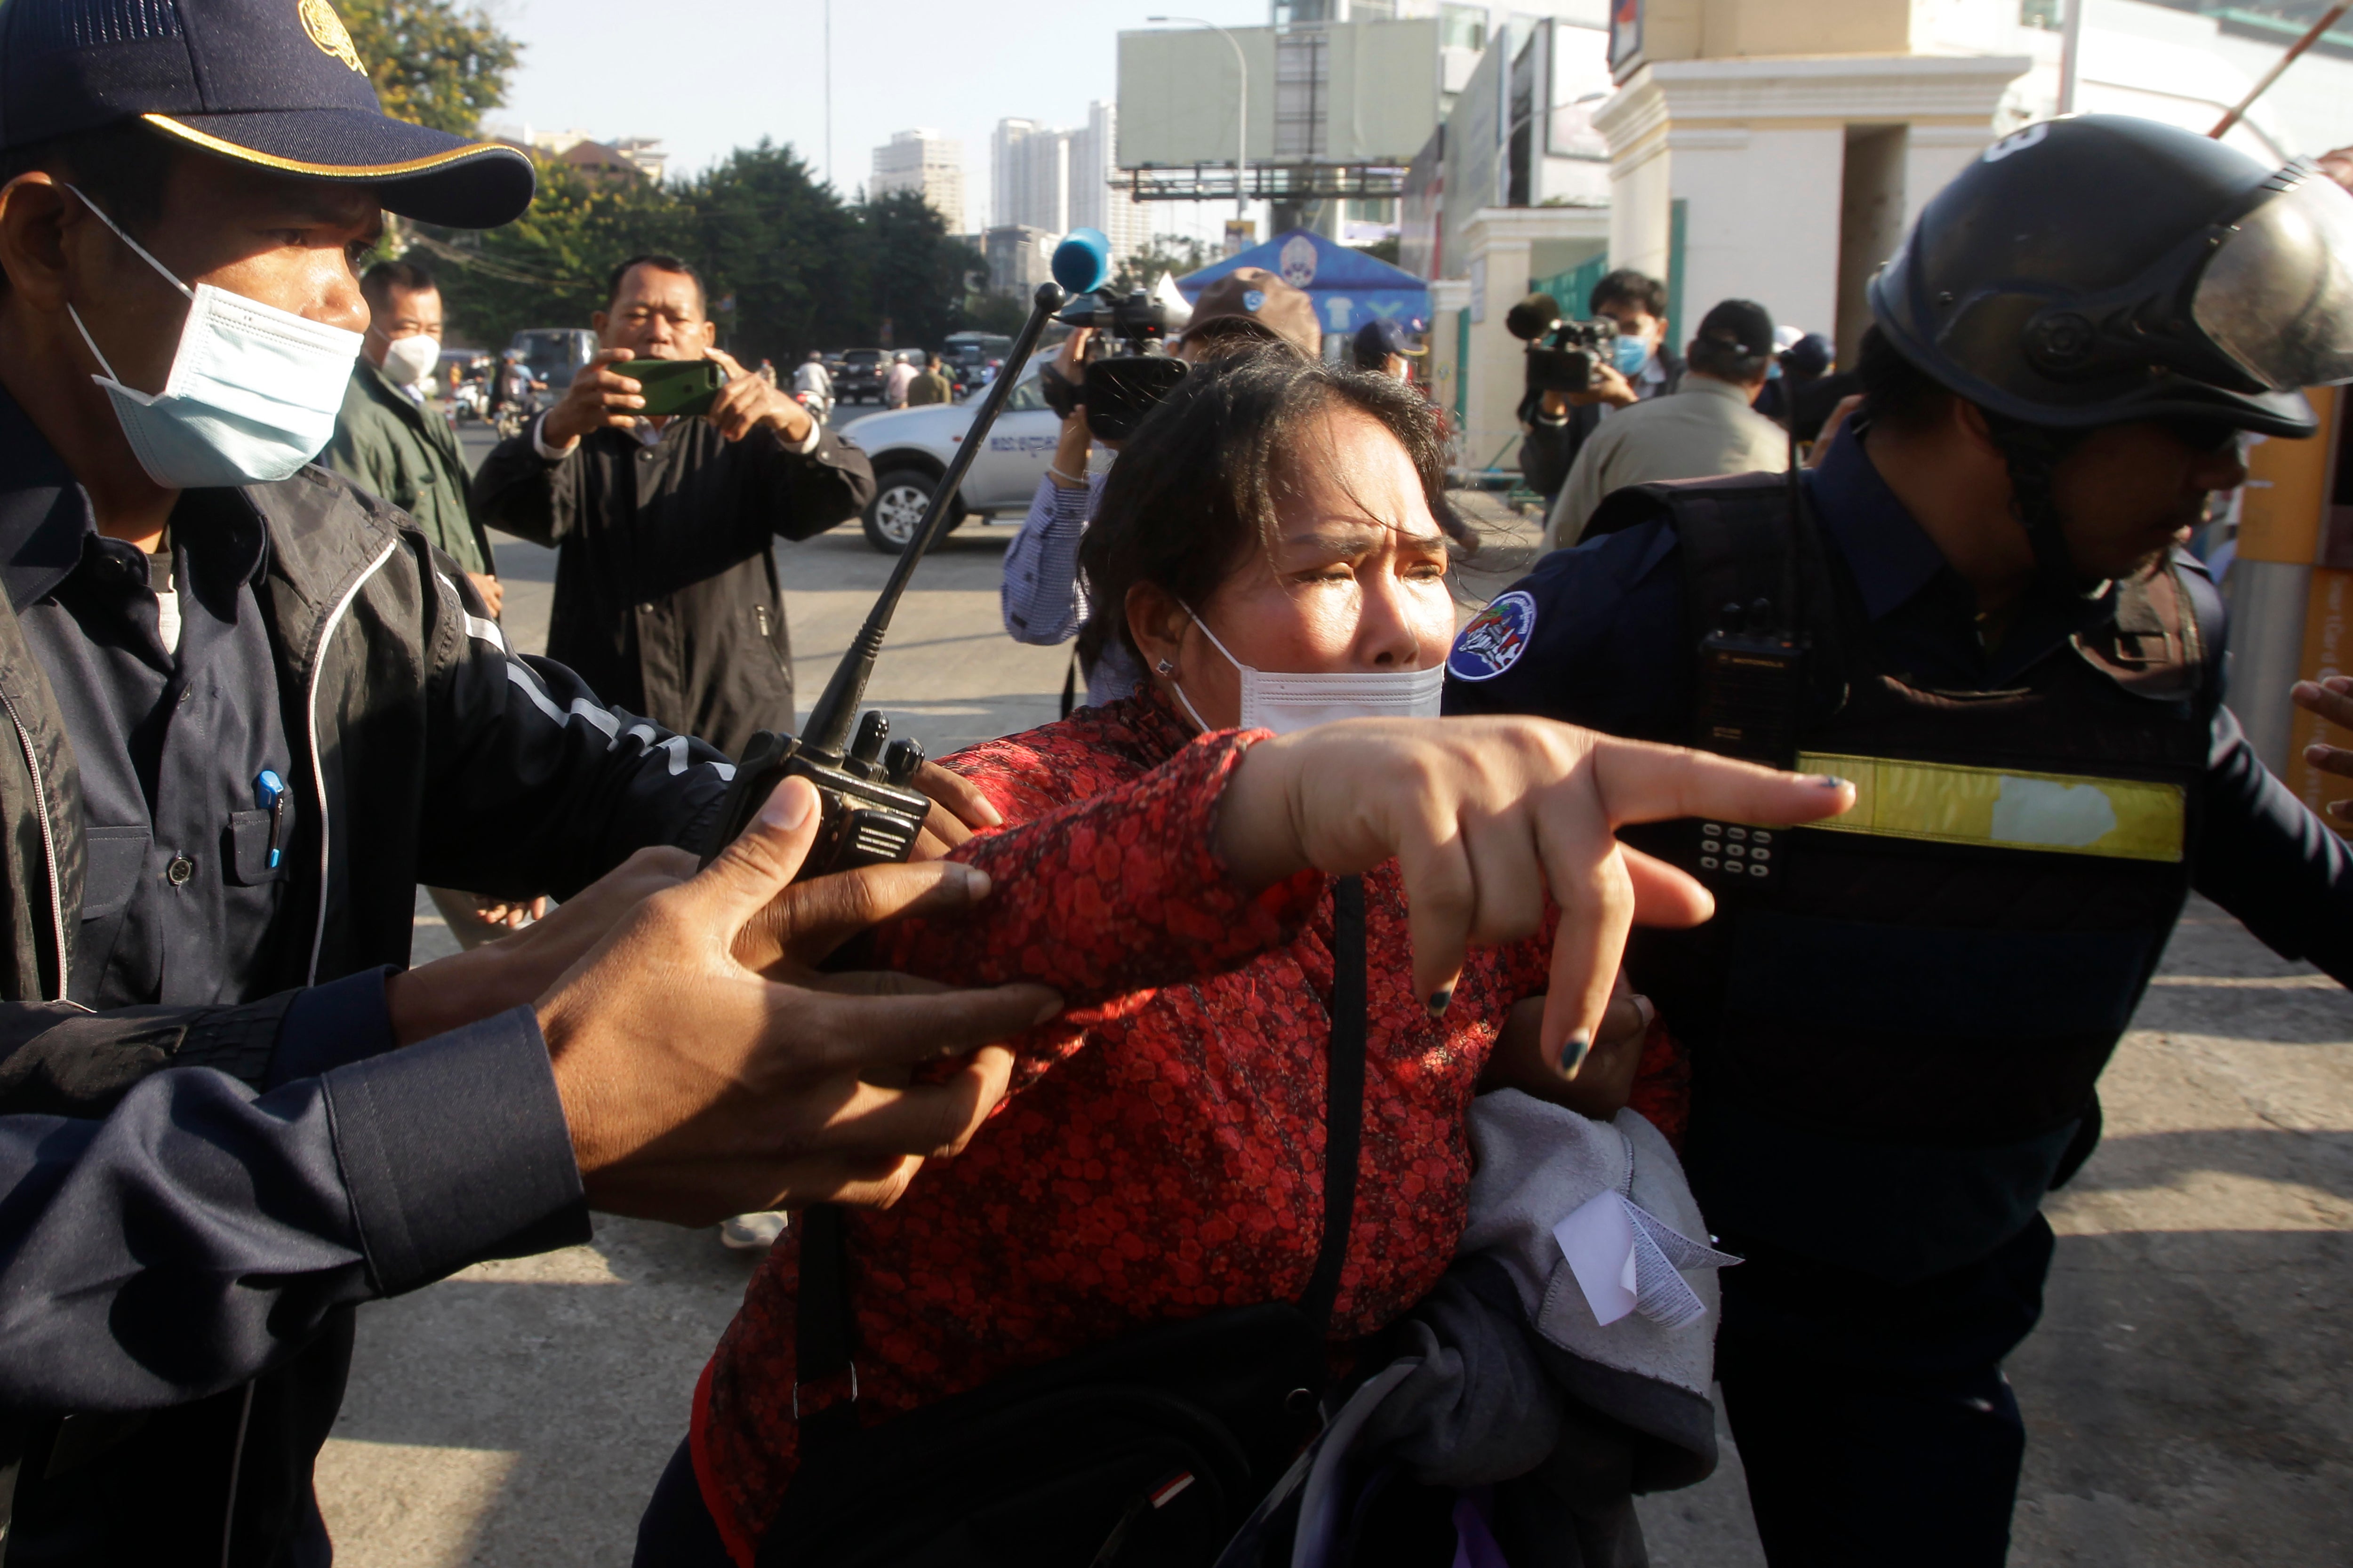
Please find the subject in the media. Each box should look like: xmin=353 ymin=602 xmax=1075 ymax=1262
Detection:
xmin=792 ymin=876 xmax=1374 ymax=1459
xmin=1590 ymin=473 xmax=1850 ymax=720
xmin=1297 ymin=874 xmax=1368 ymax=1333
xmin=794 ymin=1202 xmax=859 ymax=1463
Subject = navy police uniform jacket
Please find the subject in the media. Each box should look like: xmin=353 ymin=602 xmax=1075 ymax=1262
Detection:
xmin=1445 ymin=426 xmax=2353 ymax=1282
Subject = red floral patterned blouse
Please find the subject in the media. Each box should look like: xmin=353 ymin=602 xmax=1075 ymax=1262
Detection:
xmin=688 ymin=693 xmax=1687 ymax=1563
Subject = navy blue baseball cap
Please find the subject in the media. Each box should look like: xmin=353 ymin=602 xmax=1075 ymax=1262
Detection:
xmin=0 ymin=0 xmax=535 ymax=228
xmin=1352 ymin=318 xmax=1425 ymax=368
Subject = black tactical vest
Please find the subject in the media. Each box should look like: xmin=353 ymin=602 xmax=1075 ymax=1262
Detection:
xmin=1592 ymin=474 xmax=2217 ymax=1277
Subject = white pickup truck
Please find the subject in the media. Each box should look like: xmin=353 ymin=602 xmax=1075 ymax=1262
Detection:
xmin=838 ymin=365 xmax=1068 ymax=553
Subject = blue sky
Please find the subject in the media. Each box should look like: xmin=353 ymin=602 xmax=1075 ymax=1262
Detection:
xmin=482 ymin=0 xmax=1267 ymax=243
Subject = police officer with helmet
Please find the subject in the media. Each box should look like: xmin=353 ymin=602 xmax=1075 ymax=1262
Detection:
xmin=1444 ymin=115 xmax=2353 ymax=1563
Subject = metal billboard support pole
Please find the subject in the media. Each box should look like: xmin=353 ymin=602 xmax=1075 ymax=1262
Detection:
xmin=2057 ymin=0 xmax=2083 ymax=115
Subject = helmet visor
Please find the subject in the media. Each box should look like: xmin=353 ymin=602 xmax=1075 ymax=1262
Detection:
xmin=2193 ymin=174 xmax=2353 ymax=392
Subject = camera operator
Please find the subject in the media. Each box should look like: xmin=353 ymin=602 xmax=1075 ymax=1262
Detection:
xmin=1517 ymin=268 xmax=1682 ymax=513
xmin=1000 ymin=269 xmax=1320 ymax=710
xmin=1545 ymin=298 xmax=1791 ymax=549
xmin=471 ymin=255 xmax=876 ymax=761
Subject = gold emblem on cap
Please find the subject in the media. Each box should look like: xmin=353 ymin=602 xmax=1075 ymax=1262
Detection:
xmin=299 ymin=0 xmax=366 ymax=73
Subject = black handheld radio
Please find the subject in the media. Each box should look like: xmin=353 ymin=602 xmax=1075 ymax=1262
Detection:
xmin=698 ymin=254 xmax=1097 ymax=871
xmin=1689 ymin=408 xmax=1815 ymax=895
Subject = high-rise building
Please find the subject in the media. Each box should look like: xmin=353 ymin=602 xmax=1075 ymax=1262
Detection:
xmin=1067 ymin=102 xmax=1152 ymax=267
xmin=991 ymin=118 xmax=1069 ymax=236
xmin=870 ymin=128 xmax=966 ymax=232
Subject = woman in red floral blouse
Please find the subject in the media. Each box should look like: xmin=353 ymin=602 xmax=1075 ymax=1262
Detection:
xmin=644 ymin=355 xmax=1850 ymax=1567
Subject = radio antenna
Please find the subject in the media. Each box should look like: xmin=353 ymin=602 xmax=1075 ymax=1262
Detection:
xmin=800 ymin=280 xmax=1068 ymax=752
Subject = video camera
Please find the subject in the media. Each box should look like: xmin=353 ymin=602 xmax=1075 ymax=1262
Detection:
xmin=1045 ymin=240 xmax=1192 ymax=442
xmin=1506 ymin=292 xmax=1622 ymax=395
xmin=696 ymin=233 xmax=1117 ymax=876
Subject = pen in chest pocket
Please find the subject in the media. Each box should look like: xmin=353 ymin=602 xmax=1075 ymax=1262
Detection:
xmin=254 ymin=769 xmax=287 ymax=870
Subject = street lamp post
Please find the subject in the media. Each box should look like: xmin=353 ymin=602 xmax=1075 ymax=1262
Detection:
xmin=1150 ymin=16 xmax=1249 ymax=222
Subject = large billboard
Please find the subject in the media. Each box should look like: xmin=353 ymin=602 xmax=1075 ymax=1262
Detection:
xmin=1116 ymin=18 xmax=1441 ymax=170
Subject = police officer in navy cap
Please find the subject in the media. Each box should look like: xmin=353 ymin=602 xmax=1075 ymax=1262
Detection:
xmin=0 ymin=3 xmax=1054 ymax=1561
xmin=1446 ymin=115 xmax=2353 ymax=1565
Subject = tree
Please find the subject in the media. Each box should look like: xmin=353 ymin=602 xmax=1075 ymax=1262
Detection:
xmin=957 ymin=291 xmax=1033 ymax=337
xmin=678 ymin=141 xmax=858 ymax=361
xmin=420 ymin=145 xmax=995 ymax=359
xmin=340 ymin=0 xmax=519 ymax=136
xmin=1111 ymin=232 xmax=1213 ymax=294
xmin=854 ymin=189 xmax=982 ymax=354
xmin=416 ymin=156 xmax=688 ymax=348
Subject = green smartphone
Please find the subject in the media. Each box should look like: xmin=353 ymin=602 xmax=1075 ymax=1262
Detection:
xmin=608 ymin=356 xmax=727 ymax=418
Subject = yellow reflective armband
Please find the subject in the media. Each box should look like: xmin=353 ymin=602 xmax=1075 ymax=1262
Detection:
xmin=1793 ymin=752 xmax=2185 ymax=864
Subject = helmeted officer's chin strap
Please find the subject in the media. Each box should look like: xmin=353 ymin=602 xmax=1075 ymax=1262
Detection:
xmin=1980 ymin=410 xmax=2104 ymax=600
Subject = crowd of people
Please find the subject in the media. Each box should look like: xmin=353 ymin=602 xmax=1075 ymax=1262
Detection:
xmin=2 ymin=3 xmax=2353 ymax=1568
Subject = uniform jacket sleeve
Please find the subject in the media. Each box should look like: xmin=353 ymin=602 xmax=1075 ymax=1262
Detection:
xmin=2194 ymin=704 xmax=2353 ymax=983
xmin=0 ymin=1007 xmax=585 ymax=1412
xmin=408 ymin=558 xmax=731 ymax=898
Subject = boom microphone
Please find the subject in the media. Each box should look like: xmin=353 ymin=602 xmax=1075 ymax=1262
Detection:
xmin=698 ymin=237 xmax=1104 ymax=874
xmin=1505 ymin=292 xmax=1563 ymax=344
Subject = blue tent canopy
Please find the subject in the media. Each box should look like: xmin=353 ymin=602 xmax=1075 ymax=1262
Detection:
xmin=1175 ymin=229 xmax=1431 ymax=342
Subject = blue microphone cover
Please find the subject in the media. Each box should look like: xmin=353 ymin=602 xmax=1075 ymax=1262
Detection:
xmin=1052 ymin=229 xmax=1112 ymax=295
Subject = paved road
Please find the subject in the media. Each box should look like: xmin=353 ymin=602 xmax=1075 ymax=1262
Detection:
xmin=333 ymin=460 xmax=2352 ymax=1565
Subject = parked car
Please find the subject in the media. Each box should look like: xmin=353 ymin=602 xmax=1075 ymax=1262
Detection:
xmin=840 ymin=363 xmax=1077 ymax=552
xmin=835 ymin=347 xmax=890 ymax=405
xmin=508 ymin=328 xmax=598 ymax=393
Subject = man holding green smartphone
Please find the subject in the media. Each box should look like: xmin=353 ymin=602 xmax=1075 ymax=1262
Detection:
xmin=471 ymin=254 xmax=876 ymax=760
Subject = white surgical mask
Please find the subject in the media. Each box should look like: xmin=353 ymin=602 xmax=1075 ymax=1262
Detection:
xmin=1168 ymin=605 xmax=1447 ymax=736
xmin=378 ymin=331 xmax=441 ymax=388
xmin=64 ymin=185 xmax=364 ymax=488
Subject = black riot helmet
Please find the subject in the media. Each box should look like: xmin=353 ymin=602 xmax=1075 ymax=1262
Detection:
xmin=1870 ymin=114 xmax=2353 ymax=440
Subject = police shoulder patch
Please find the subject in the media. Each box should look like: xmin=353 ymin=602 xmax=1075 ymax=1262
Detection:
xmin=1449 ymin=590 xmax=1537 ymax=681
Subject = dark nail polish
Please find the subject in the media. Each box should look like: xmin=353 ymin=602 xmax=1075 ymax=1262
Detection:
xmin=1817 ymin=775 xmax=1849 ymax=789
xmin=1426 ymin=987 xmax=1454 ymax=1016
xmin=1558 ymin=1033 xmax=1592 ymax=1077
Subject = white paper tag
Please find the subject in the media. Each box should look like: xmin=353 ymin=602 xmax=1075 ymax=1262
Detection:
xmin=1553 ymin=1189 xmax=1639 ymax=1326
xmin=1553 ymin=1191 xmax=1742 ymax=1331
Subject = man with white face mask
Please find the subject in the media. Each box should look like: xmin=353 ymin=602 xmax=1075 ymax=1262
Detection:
xmin=0 ymin=2 xmax=1059 ymax=1562
xmin=326 ymin=258 xmax=538 ymax=950
xmin=324 ymin=258 xmax=503 ymax=614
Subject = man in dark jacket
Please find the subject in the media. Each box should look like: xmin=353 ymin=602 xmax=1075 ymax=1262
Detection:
xmin=472 ymin=254 xmax=877 ymax=759
xmin=0 ymin=8 xmax=1049 ymax=1562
